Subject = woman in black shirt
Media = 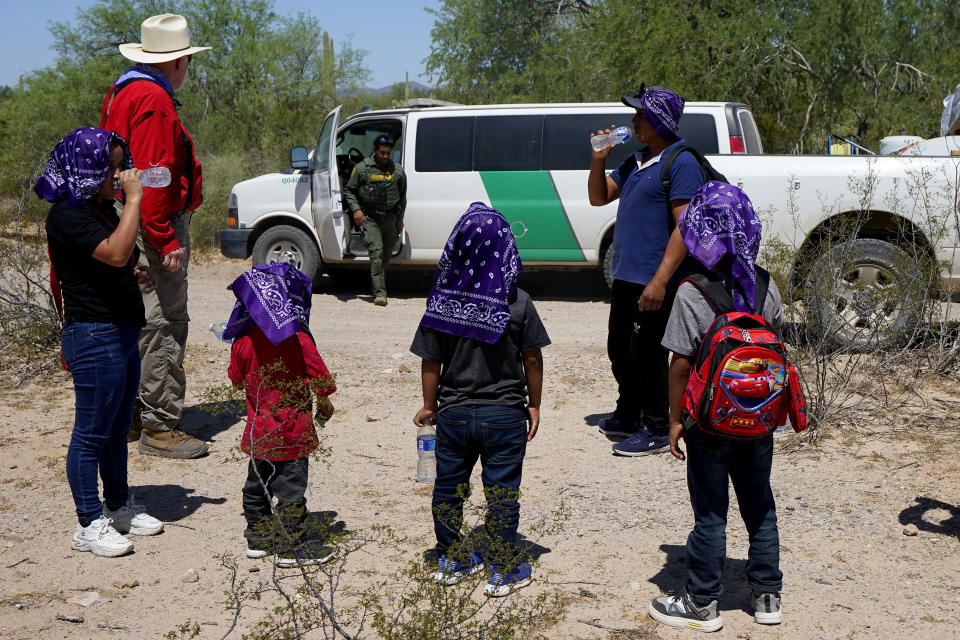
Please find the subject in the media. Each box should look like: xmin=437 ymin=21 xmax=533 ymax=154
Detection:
xmin=36 ymin=127 xmax=164 ymax=557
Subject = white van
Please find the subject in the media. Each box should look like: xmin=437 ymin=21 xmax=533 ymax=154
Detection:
xmin=219 ymin=101 xmax=759 ymax=283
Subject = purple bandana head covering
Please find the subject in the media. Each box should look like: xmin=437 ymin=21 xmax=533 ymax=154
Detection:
xmin=34 ymin=127 xmax=132 ymax=207
xmin=222 ymin=263 xmax=313 ymax=345
xmin=622 ymin=83 xmax=685 ymax=140
xmin=419 ymin=202 xmax=522 ymax=344
xmin=679 ymin=181 xmax=763 ymax=313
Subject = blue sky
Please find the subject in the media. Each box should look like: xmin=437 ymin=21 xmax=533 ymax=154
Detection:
xmin=0 ymin=0 xmax=442 ymax=88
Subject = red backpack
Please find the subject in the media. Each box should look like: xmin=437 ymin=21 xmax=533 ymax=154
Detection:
xmin=680 ymin=268 xmax=807 ymax=438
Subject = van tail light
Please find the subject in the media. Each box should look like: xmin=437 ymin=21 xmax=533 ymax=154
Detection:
xmin=729 ymin=135 xmax=746 ymax=154
xmin=227 ymin=193 xmax=239 ymax=228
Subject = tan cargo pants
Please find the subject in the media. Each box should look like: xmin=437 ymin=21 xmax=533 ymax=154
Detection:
xmin=136 ymin=212 xmax=191 ymax=433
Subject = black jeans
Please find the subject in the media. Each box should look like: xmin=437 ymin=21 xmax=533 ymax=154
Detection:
xmin=432 ymin=404 xmax=527 ymax=569
xmin=242 ymin=457 xmax=309 ymax=548
xmin=606 ymin=279 xmax=673 ymax=434
xmin=684 ymin=427 xmax=783 ymax=602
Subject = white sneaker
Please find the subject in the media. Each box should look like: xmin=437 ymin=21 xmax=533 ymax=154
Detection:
xmin=103 ymin=496 xmax=164 ymax=536
xmin=71 ymin=516 xmax=134 ymax=557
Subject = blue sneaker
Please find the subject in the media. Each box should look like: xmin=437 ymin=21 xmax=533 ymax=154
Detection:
xmin=612 ymin=425 xmax=670 ymax=456
xmin=433 ymin=552 xmax=484 ymax=585
xmin=598 ymin=416 xmax=638 ymax=438
xmin=484 ymin=562 xmax=532 ymax=597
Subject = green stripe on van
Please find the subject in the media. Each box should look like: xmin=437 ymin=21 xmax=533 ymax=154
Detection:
xmin=479 ymin=171 xmax=585 ymax=262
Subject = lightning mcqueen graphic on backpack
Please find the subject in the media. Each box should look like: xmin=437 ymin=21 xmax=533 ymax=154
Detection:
xmin=680 ymin=268 xmax=807 ymax=438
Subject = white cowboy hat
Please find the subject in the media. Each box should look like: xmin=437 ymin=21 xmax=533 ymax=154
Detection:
xmin=119 ymin=14 xmax=211 ymax=63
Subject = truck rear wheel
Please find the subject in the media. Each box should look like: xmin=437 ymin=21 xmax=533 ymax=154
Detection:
xmin=803 ymin=238 xmax=926 ymax=351
xmin=251 ymin=225 xmax=321 ymax=282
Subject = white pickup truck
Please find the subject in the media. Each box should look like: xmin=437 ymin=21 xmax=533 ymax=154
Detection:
xmin=220 ymin=101 xmax=960 ymax=347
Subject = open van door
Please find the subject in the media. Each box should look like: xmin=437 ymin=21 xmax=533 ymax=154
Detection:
xmin=310 ymin=106 xmax=346 ymax=257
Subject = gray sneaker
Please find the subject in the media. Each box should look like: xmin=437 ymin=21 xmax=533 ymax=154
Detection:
xmin=752 ymin=591 xmax=782 ymax=624
xmin=649 ymin=590 xmax=723 ymax=632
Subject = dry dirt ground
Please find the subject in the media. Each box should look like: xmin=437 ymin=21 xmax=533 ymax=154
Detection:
xmin=1 ymin=258 xmax=959 ymax=640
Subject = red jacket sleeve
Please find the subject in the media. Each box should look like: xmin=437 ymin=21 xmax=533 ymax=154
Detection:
xmin=228 ymin=337 xmax=251 ymax=385
xmin=128 ymin=110 xmax=183 ymax=256
xmin=299 ymin=333 xmax=336 ymax=396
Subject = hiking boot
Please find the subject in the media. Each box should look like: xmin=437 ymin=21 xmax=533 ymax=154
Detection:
xmin=598 ymin=415 xmax=638 ymax=438
xmin=128 ymin=400 xmax=144 ymax=443
xmin=275 ymin=540 xmax=336 ymax=568
xmin=433 ymin=552 xmax=484 ymax=585
xmin=612 ymin=425 xmax=670 ymax=456
xmin=71 ymin=516 xmax=134 ymax=557
xmin=139 ymin=428 xmax=209 ymax=459
xmin=373 ymin=296 xmax=388 ymax=307
xmin=102 ymin=496 xmax=164 ymax=536
xmin=484 ymin=562 xmax=532 ymax=597
xmin=752 ymin=591 xmax=782 ymax=625
xmin=649 ymin=590 xmax=723 ymax=632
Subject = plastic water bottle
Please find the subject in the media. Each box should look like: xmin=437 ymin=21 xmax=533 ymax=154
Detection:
xmin=416 ymin=419 xmax=437 ymax=482
xmin=590 ymin=125 xmax=634 ymax=152
xmin=208 ymin=321 xmax=232 ymax=343
xmin=140 ymin=166 xmax=171 ymax=188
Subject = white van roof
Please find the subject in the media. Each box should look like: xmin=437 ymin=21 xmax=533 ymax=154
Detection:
xmin=348 ymin=101 xmax=741 ymax=117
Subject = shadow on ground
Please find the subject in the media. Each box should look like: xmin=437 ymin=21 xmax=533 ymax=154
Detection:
xmin=649 ymin=544 xmax=757 ymax=614
xmin=180 ymin=399 xmax=244 ymax=441
xmin=898 ymin=496 xmax=960 ymax=540
xmin=314 ymin=266 xmax=610 ymax=303
xmin=132 ymin=483 xmax=228 ymax=523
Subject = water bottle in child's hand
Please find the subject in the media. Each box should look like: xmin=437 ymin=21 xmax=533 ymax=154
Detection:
xmin=590 ymin=125 xmax=634 ymax=152
xmin=140 ymin=166 xmax=171 ymax=188
xmin=209 ymin=321 xmax=232 ymax=343
xmin=416 ymin=419 xmax=437 ymax=482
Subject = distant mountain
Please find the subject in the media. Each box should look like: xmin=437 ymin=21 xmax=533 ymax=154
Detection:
xmin=351 ymin=80 xmax=433 ymax=96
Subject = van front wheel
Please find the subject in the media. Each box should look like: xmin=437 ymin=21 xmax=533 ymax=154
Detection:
xmin=252 ymin=225 xmax=321 ymax=281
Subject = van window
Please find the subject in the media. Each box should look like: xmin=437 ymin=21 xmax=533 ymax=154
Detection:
xmin=475 ymin=116 xmax=542 ymax=171
xmin=677 ymin=114 xmax=719 ymax=155
xmin=337 ymin=120 xmax=403 ymax=162
xmin=542 ymin=114 xmax=640 ymax=170
xmin=738 ymin=109 xmax=763 ymax=154
xmin=416 ymin=117 xmax=475 ymax=172
xmin=311 ymin=110 xmax=337 ymax=172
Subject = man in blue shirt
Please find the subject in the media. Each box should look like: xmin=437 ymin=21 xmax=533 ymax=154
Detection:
xmin=588 ymin=84 xmax=706 ymax=456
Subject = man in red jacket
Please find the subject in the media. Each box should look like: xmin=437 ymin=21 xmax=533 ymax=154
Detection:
xmin=101 ymin=14 xmax=210 ymax=459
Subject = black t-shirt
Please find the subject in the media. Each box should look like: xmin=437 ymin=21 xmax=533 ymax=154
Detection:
xmin=410 ymin=288 xmax=551 ymax=412
xmin=46 ymin=199 xmax=145 ymax=327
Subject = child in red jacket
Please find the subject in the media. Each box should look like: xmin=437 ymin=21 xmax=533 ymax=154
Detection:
xmin=224 ymin=264 xmax=336 ymax=567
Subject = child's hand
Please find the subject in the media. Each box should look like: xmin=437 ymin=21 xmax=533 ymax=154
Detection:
xmin=315 ymin=396 xmax=334 ymax=421
xmin=669 ymin=421 xmax=686 ymax=460
xmin=413 ymin=407 xmax=436 ymax=427
xmin=526 ymin=407 xmax=540 ymax=441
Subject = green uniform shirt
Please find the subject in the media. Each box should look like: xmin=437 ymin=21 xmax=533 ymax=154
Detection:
xmin=343 ymin=155 xmax=407 ymax=220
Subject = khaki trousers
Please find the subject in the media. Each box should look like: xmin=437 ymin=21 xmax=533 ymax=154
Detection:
xmin=136 ymin=212 xmax=190 ymax=432
xmin=362 ymin=212 xmax=399 ymax=299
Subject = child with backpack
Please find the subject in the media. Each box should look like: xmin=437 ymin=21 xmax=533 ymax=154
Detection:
xmin=225 ymin=263 xmax=337 ymax=567
xmin=648 ymin=182 xmax=805 ymax=632
xmin=410 ymin=202 xmax=551 ymax=596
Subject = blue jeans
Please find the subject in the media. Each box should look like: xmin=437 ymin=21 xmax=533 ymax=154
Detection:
xmin=62 ymin=322 xmax=141 ymax=527
xmin=433 ymin=404 xmax=527 ymax=568
xmin=684 ymin=427 xmax=783 ymax=603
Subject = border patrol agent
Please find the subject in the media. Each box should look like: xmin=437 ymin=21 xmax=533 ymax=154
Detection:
xmin=344 ymin=135 xmax=407 ymax=306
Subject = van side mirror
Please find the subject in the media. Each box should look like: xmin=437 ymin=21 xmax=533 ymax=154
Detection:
xmin=289 ymin=146 xmax=309 ymax=170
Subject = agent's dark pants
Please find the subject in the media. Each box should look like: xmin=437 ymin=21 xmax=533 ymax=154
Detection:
xmin=432 ymin=404 xmax=527 ymax=570
xmin=684 ymin=427 xmax=783 ymax=603
xmin=63 ymin=322 xmax=140 ymax=526
xmin=242 ymin=457 xmax=309 ymax=548
xmin=606 ymin=279 xmax=673 ymax=435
